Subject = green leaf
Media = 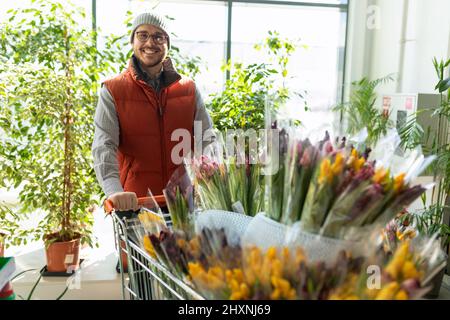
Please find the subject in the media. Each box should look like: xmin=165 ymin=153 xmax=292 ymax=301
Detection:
xmin=438 ymin=77 xmax=450 ymax=93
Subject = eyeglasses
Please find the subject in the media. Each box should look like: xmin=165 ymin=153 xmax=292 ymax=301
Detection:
xmin=135 ymin=31 xmax=168 ymax=45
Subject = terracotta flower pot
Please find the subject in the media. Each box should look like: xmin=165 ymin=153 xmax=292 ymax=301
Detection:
xmin=45 ymin=237 xmax=81 ymax=273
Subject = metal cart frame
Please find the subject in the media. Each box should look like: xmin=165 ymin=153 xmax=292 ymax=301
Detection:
xmin=111 ymin=212 xmax=204 ymax=300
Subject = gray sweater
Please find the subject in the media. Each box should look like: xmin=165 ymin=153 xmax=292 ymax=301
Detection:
xmin=92 ymin=57 xmax=215 ymax=197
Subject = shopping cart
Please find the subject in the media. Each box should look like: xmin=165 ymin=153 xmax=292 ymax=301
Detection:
xmin=105 ymin=196 xmax=204 ymax=300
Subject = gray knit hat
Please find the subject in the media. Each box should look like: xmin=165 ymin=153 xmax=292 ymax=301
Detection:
xmin=130 ymin=12 xmax=170 ymax=48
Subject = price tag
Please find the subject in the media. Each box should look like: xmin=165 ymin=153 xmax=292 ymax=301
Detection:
xmin=64 ymin=254 xmax=74 ymax=264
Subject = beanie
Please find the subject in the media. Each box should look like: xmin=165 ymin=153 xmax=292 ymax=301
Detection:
xmin=130 ymin=12 xmax=170 ymax=49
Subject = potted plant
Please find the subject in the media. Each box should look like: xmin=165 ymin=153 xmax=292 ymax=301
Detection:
xmin=398 ymin=57 xmax=450 ymax=297
xmin=0 ymin=1 xmax=207 ymax=273
xmin=208 ymin=31 xmax=302 ymax=132
xmin=0 ymin=0 xmax=121 ymax=272
xmin=333 ymin=74 xmax=395 ymax=146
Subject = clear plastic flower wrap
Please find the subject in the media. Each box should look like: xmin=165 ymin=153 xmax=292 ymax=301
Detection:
xmin=264 ymin=122 xmax=289 ymax=221
xmin=329 ymin=236 xmax=447 ymax=300
xmin=281 ymin=132 xmax=317 ymax=224
xmin=126 ymin=190 xmax=168 ymax=259
xmin=190 ymin=154 xmax=233 ymax=212
xmin=163 ymin=164 xmax=195 ymax=235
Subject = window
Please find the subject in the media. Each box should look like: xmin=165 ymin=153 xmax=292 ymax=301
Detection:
xmin=95 ymin=0 xmax=349 ymax=128
xmin=141 ymin=0 xmax=228 ymax=97
xmin=231 ymin=1 xmax=347 ymax=116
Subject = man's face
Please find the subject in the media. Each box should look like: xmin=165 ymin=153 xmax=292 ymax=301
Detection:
xmin=132 ymin=24 xmax=168 ymax=70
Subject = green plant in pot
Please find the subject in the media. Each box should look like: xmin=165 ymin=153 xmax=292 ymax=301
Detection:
xmin=398 ymin=57 xmax=450 ymax=297
xmin=0 ymin=0 xmax=124 ymax=272
xmin=208 ymin=30 xmax=303 ymax=132
xmin=333 ymin=75 xmax=394 ymax=147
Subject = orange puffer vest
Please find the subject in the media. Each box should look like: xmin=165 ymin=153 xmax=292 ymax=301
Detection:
xmin=104 ymin=58 xmax=196 ymax=197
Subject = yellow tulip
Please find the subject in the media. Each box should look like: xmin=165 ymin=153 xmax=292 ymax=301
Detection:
xmin=394 ymin=173 xmax=406 ymax=193
xmin=319 ymin=158 xmax=332 ymax=185
xmin=385 ymin=241 xmax=410 ymax=279
xmin=375 ymin=282 xmax=400 ymax=300
xmin=176 ymin=238 xmax=187 ymax=248
xmin=143 ymin=235 xmax=156 ymax=258
xmin=271 ymin=259 xmax=283 ymax=278
xmin=331 ymin=152 xmax=345 ymax=176
xmin=402 ymin=261 xmax=420 ymax=279
xmin=240 ymin=283 xmax=250 ymax=299
xmin=225 ymin=270 xmax=233 ymax=282
xmin=394 ymin=290 xmax=408 ymax=300
xmin=228 ymin=278 xmax=240 ymax=292
xmin=267 ymin=247 xmax=277 ymax=260
xmin=189 ymin=237 xmax=200 ymax=250
xmin=230 ymin=292 xmax=243 ymax=300
xmin=206 ymin=274 xmax=225 ymax=290
xmin=209 ymin=266 xmax=225 ymax=279
xmin=270 ymin=289 xmax=281 ymax=300
xmin=373 ymin=167 xmax=388 ymax=185
xmin=365 ymin=288 xmax=379 ymax=299
xmin=354 ymin=157 xmax=365 ymax=172
xmin=233 ymin=269 xmax=244 ymax=283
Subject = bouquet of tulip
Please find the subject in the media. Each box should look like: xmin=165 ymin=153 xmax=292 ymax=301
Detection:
xmin=280 ymin=137 xmax=320 ymax=224
xmin=329 ymin=238 xmax=447 ymax=299
xmin=187 ymin=242 xmax=367 ymax=300
xmin=262 ymin=127 xmax=431 ymax=242
xmin=163 ymin=165 xmax=196 ymax=235
xmin=381 ymin=210 xmax=417 ymax=254
xmin=248 ymin=161 xmax=265 ymax=215
xmin=150 ymin=228 xmax=241 ymax=297
xmin=227 ymin=155 xmax=265 ymax=216
xmin=187 ymin=237 xmax=446 ymax=300
xmin=265 ymin=123 xmax=289 ymax=221
xmin=226 ymin=155 xmax=251 ymax=214
xmin=190 ymin=154 xmax=264 ymax=216
xmin=137 ymin=209 xmax=167 ymax=258
xmin=140 ymin=217 xmax=446 ymax=300
xmin=191 ymin=155 xmax=233 ymax=212
xmin=148 ymin=228 xmax=192 ymax=278
xmin=274 ymin=134 xmax=429 ymax=240
xmin=310 ymin=147 xmax=427 ymax=239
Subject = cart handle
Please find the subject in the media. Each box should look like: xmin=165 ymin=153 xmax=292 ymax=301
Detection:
xmin=104 ymin=195 xmax=166 ymax=214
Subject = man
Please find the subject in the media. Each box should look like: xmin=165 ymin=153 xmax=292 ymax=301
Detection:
xmin=92 ymin=12 xmax=214 ymax=212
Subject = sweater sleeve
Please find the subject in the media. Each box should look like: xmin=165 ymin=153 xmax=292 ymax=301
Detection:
xmin=92 ymin=85 xmax=124 ymax=197
xmin=193 ymin=84 xmax=217 ymax=155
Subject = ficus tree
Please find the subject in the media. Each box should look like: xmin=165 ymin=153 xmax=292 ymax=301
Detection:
xmin=0 ymin=0 xmax=204 ymax=248
xmin=0 ymin=0 xmax=121 ymax=246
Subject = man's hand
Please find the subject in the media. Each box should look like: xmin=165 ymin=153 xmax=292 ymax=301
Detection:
xmin=107 ymin=192 xmax=139 ymax=211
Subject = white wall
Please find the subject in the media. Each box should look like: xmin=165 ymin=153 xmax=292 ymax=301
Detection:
xmin=345 ymin=0 xmax=450 ymax=98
